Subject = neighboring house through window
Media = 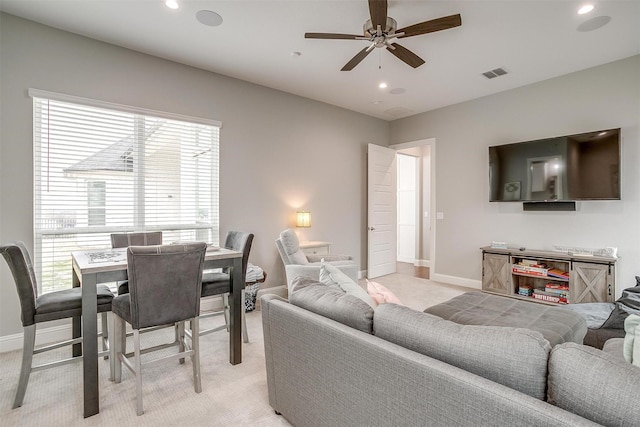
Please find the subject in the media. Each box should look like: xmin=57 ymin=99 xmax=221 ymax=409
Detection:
xmin=87 ymin=181 xmax=106 ymax=226
xmin=31 ymin=90 xmax=221 ymax=293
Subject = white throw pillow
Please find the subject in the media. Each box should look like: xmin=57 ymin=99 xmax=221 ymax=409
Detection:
xmin=623 ymin=314 xmax=640 ymax=365
xmin=319 ymin=260 xmax=377 ymax=309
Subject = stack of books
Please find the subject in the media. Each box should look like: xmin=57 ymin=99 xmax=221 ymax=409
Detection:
xmin=545 ymin=283 xmax=570 ymax=297
xmin=512 ymin=260 xmax=548 ymax=277
xmin=547 ymin=268 xmax=569 ymax=280
xmin=532 ymin=288 xmax=569 ymax=304
xmin=517 ymin=285 xmax=533 ymax=296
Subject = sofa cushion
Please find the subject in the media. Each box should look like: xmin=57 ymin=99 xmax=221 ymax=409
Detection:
xmin=601 ymin=280 xmax=640 ymax=330
xmin=563 ymin=302 xmax=615 ymax=329
xmin=289 ymin=276 xmax=374 ymax=334
xmin=424 ymin=291 xmax=587 ymax=347
xmin=319 ymin=260 xmax=377 ymax=309
xmin=374 ymin=303 xmax=551 ymax=400
xmin=548 ymin=342 xmax=640 ymax=427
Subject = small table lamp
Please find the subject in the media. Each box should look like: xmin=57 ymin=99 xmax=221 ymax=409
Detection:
xmin=296 ymin=211 xmax=311 ymax=228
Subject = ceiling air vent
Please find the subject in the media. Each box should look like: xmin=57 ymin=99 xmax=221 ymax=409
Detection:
xmin=482 ymin=67 xmax=508 ymax=79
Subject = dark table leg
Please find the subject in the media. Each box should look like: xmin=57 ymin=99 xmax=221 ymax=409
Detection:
xmin=229 ymin=257 xmax=243 ymax=365
xmin=82 ymin=273 xmax=99 ymax=417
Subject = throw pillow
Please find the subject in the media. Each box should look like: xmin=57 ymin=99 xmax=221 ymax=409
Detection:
xmin=319 ymin=260 xmax=377 ymax=309
xmin=366 ymin=280 xmax=403 ymax=305
xmin=623 ymin=314 xmax=640 ymax=365
xmin=601 ymin=282 xmax=640 ymax=330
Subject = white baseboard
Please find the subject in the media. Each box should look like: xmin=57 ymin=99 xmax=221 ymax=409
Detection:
xmin=0 ymin=323 xmax=76 ymax=354
xmin=431 ymin=273 xmax=482 ymax=290
xmin=415 ymin=259 xmax=431 ymax=268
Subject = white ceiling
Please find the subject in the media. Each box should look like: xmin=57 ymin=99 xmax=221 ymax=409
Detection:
xmin=2 ymin=0 xmax=639 ymax=120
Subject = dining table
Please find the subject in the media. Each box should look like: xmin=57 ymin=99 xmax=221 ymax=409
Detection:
xmin=71 ymin=245 xmax=244 ymax=418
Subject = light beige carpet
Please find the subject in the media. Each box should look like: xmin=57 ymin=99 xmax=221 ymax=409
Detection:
xmin=0 ymin=274 xmax=473 ymax=426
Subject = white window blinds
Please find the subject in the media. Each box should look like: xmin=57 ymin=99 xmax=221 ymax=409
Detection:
xmin=31 ymin=90 xmax=220 ymax=293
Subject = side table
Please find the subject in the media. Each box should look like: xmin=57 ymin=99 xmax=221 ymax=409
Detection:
xmin=299 ymin=241 xmax=332 ymax=256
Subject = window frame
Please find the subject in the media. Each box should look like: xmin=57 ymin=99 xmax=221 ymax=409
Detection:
xmin=30 ymin=89 xmax=221 ymax=293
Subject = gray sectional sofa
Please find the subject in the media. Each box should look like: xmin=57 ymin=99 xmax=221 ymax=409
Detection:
xmin=261 ymin=279 xmax=640 ymax=427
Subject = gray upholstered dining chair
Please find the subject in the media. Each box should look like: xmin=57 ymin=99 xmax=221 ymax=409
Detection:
xmin=199 ymin=231 xmax=253 ymax=343
xmin=0 ymin=241 xmax=114 ymax=409
xmin=112 ymin=242 xmax=206 ymax=416
xmin=110 ymin=231 xmax=163 ymax=295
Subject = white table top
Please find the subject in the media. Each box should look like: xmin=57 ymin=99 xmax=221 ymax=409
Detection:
xmin=72 ymin=246 xmax=242 ymax=275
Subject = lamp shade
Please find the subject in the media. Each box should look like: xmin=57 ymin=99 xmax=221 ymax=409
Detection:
xmin=296 ymin=211 xmax=311 ymax=228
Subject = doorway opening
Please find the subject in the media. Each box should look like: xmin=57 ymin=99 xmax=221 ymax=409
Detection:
xmin=366 ymin=138 xmax=435 ymax=280
xmin=393 ymin=140 xmax=434 ymax=280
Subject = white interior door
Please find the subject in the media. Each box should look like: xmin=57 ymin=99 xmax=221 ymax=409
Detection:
xmin=367 ymin=144 xmax=397 ymax=278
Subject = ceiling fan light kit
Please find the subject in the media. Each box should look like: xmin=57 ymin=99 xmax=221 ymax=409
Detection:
xmin=304 ymin=0 xmax=462 ymax=71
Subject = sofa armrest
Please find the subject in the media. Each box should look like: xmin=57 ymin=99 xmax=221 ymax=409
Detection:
xmin=285 ymin=263 xmax=359 ymax=293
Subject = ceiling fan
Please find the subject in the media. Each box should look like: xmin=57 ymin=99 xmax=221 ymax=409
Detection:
xmin=305 ymin=0 xmax=462 ymax=71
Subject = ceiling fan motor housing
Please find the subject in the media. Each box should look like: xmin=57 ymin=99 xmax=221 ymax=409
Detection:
xmin=364 ymin=16 xmax=397 ymax=37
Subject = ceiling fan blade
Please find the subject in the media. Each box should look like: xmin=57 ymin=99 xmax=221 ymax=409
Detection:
xmin=387 ymin=43 xmax=425 ymax=68
xmin=305 ymin=32 xmax=362 ymax=40
xmin=397 ymin=14 xmax=462 ymax=38
xmin=368 ymin=0 xmax=388 ymax=31
xmin=341 ymin=47 xmax=373 ymax=71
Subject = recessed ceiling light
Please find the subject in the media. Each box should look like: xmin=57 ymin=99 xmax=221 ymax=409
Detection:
xmin=196 ymin=10 xmax=223 ymax=27
xmin=578 ymin=4 xmax=594 ymax=15
xmin=378 ymin=82 xmax=388 ymax=89
xmin=165 ymin=0 xmax=179 ymax=10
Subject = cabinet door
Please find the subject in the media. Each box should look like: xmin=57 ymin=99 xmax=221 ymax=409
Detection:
xmin=482 ymin=253 xmax=511 ymax=295
xmin=571 ymin=262 xmax=612 ymax=303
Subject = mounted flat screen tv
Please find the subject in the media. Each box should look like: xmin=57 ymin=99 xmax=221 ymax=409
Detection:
xmin=489 ymin=128 xmax=620 ymax=202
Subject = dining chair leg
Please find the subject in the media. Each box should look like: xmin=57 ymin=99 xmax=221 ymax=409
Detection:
xmin=108 ymin=312 xmax=115 ymax=381
xmin=223 ymin=291 xmax=249 ymax=343
xmin=101 ymin=312 xmax=109 ymax=360
xmin=241 ymin=290 xmax=249 ymax=344
xmin=177 ymin=322 xmax=186 ymax=364
xmin=114 ymin=314 xmax=125 ymax=383
xmin=191 ymin=317 xmax=202 ymax=393
xmin=13 ymin=324 xmax=35 ymax=408
xmin=134 ymin=329 xmax=144 ymax=416
xmin=222 ymin=293 xmax=230 ymax=332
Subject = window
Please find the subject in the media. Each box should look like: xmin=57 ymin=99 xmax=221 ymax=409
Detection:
xmin=31 ymin=90 xmax=220 ymax=293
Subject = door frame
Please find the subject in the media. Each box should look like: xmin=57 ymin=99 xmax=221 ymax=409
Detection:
xmin=390 ymin=138 xmax=436 ymax=271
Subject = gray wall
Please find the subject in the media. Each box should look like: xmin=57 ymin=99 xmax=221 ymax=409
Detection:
xmin=390 ymin=55 xmax=640 ymax=293
xmin=0 ymin=13 xmax=389 ymax=337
